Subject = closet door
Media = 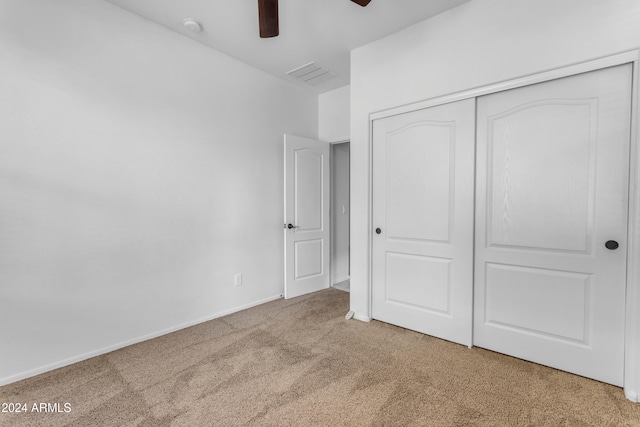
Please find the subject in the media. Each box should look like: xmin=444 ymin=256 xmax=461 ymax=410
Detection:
xmin=474 ymin=64 xmax=632 ymax=386
xmin=372 ymin=99 xmax=475 ymax=346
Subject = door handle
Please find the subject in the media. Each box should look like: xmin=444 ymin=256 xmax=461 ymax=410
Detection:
xmin=605 ymin=240 xmax=619 ymax=250
xmin=375 ymin=228 xmax=382 ymax=234
xmin=287 ymin=223 xmax=298 ymax=229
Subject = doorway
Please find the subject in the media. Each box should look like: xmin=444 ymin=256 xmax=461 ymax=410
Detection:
xmin=331 ymin=142 xmax=350 ymax=292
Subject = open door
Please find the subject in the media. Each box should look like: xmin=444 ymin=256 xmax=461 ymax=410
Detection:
xmin=284 ymin=134 xmax=330 ymax=299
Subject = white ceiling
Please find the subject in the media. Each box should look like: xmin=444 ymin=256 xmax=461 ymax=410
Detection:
xmin=103 ymin=0 xmax=471 ymax=93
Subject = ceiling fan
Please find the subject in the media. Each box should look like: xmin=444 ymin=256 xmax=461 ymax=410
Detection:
xmin=258 ymin=0 xmax=372 ymax=38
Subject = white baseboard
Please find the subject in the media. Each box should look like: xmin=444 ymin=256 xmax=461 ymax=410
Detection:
xmin=0 ymin=294 xmax=283 ymax=387
xmin=353 ymin=312 xmax=372 ymax=322
xmin=331 ymin=276 xmax=350 ymax=286
xmin=625 ymin=388 xmax=640 ymax=403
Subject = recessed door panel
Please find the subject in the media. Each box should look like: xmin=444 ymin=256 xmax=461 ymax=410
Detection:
xmin=487 ymin=101 xmax=596 ymax=253
xmin=385 ymin=252 xmax=451 ymax=315
xmin=294 ymin=239 xmax=323 ymax=280
xmin=294 ymin=149 xmax=323 ymax=232
xmin=484 ymin=263 xmax=590 ymax=343
xmin=372 ymin=99 xmax=475 ymax=346
xmin=474 ymin=64 xmax=632 ymax=386
xmin=387 ymin=123 xmax=453 ymax=242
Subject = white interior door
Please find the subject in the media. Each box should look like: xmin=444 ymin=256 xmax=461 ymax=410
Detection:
xmin=284 ymin=134 xmax=330 ymax=299
xmin=372 ymin=99 xmax=475 ymax=346
xmin=474 ymin=64 xmax=632 ymax=386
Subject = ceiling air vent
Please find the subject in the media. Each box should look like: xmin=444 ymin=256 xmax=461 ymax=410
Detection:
xmin=286 ymin=62 xmax=336 ymax=86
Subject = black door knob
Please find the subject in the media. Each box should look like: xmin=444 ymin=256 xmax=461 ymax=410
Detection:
xmin=375 ymin=228 xmax=382 ymax=234
xmin=605 ymin=240 xmax=619 ymax=250
xmin=287 ymin=224 xmax=298 ymax=229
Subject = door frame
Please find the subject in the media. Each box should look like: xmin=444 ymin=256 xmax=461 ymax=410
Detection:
xmin=366 ymin=50 xmax=640 ymax=401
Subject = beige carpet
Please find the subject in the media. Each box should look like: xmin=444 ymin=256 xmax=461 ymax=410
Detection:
xmin=1 ymin=289 xmax=639 ymax=426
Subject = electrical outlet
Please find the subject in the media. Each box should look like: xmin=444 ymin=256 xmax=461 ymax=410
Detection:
xmin=234 ymin=273 xmax=242 ymax=287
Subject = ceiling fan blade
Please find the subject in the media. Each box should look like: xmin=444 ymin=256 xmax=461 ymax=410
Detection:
xmin=351 ymin=0 xmax=372 ymax=6
xmin=258 ymin=0 xmax=279 ymax=38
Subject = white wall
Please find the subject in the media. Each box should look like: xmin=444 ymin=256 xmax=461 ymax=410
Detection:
xmin=331 ymin=143 xmax=350 ymax=284
xmin=350 ymin=0 xmax=640 ymax=396
xmin=319 ymin=85 xmax=350 ymax=143
xmin=0 ymin=0 xmax=317 ymax=384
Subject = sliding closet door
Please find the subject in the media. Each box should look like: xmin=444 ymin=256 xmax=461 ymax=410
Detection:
xmin=474 ymin=64 xmax=632 ymax=386
xmin=372 ymin=99 xmax=475 ymax=346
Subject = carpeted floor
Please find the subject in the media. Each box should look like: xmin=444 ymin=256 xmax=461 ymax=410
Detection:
xmin=1 ymin=288 xmax=640 ymax=426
